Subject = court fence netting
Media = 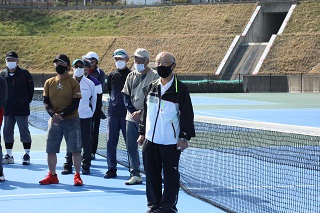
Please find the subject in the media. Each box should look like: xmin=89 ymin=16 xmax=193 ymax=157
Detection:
xmin=30 ymin=89 xmax=320 ymax=213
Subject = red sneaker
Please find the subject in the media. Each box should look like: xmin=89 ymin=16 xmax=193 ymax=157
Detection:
xmin=74 ymin=173 xmax=83 ymax=186
xmin=39 ymin=172 xmax=59 ymax=185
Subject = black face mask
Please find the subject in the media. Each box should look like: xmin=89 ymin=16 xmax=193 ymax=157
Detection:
xmin=156 ymin=64 xmax=174 ymax=78
xmin=55 ymin=65 xmax=67 ymax=74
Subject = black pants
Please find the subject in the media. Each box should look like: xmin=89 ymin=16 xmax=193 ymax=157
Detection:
xmin=91 ymin=111 xmax=101 ymax=155
xmin=143 ymin=140 xmax=181 ymax=212
xmin=65 ymin=118 xmax=92 ymax=169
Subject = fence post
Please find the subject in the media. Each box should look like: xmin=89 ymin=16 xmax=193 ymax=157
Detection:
xmin=239 ymin=73 xmax=241 ymax=92
xmin=41 ymin=73 xmax=44 ymax=87
xmin=269 ymin=73 xmax=272 ymax=93
xmin=301 ymin=73 xmax=303 ymax=93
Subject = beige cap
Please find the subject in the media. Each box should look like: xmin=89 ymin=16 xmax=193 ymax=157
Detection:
xmin=133 ymin=48 xmax=149 ymax=58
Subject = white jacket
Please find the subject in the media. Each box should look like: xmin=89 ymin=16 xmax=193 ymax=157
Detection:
xmin=77 ymin=76 xmax=97 ymax=119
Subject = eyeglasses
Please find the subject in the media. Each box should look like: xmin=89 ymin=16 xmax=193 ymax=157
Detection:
xmin=113 ymin=51 xmax=127 ymax=57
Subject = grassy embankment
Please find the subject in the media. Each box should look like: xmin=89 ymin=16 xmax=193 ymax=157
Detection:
xmin=0 ymin=1 xmax=318 ymax=74
xmin=0 ymin=4 xmax=254 ymax=74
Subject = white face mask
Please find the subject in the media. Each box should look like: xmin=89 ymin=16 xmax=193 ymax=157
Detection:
xmin=74 ymin=68 xmax=84 ymax=77
xmin=6 ymin=61 xmax=17 ymax=70
xmin=134 ymin=63 xmax=145 ymax=72
xmin=115 ymin=60 xmax=126 ymax=70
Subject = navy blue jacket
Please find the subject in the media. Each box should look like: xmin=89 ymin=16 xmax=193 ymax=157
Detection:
xmin=1 ymin=67 xmax=34 ymax=116
xmin=107 ymin=67 xmax=131 ymax=117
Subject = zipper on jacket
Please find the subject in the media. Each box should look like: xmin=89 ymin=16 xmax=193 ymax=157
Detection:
xmin=171 ymin=121 xmax=176 ymax=138
xmin=151 ymin=85 xmax=162 ymax=143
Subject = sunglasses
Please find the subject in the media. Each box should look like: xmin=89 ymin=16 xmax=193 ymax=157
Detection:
xmin=113 ymin=51 xmax=127 ymax=57
xmin=73 ymin=65 xmax=84 ymax=68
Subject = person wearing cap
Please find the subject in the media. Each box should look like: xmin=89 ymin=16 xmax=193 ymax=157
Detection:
xmin=103 ymin=49 xmax=131 ymax=179
xmin=0 ymin=75 xmax=8 ymax=182
xmin=0 ymin=51 xmax=34 ymax=166
xmin=82 ymin=51 xmax=105 ymax=160
xmin=61 ymin=59 xmax=97 ymax=175
xmin=121 ymin=48 xmax=159 ymax=185
xmin=39 ymin=54 xmax=83 ymax=186
xmin=137 ymin=52 xmax=195 ymax=212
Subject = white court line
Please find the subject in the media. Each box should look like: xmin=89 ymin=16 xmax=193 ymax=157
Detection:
xmin=0 ymin=189 xmax=147 ymax=199
xmin=192 ymin=96 xmax=276 ymax=105
xmin=188 ymin=184 xmax=320 ymax=190
xmin=194 ymin=111 xmax=258 ymax=122
xmin=12 ymin=158 xmax=65 ymax=161
xmin=0 ymin=190 xmax=104 ymax=198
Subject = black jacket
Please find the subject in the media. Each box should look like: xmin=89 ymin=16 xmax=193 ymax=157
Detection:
xmin=1 ymin=67 xmax=34 ymax=116
xmin=0 ymin=76 xmax=7 ymax=108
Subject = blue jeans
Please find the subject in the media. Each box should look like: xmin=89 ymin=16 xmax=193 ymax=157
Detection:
xmin=126 ymin=121 xmax=141 ymax=177
xmin=106 ymin=116 xmax=126 ymax=171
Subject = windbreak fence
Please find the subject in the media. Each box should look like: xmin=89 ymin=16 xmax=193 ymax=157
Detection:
xmin=30 ymin=91 xmax=320 ymax=213
xmin=30 ymin=73 xmax=320 ymax=93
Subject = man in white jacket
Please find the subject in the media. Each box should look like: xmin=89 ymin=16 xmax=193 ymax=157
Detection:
xmin=62 ymin=59 xmax=97 ymax=175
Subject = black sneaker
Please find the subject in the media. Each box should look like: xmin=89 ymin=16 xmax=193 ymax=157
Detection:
xmin=91 ymin=153 xmax=96 ymax=160
xmin=22 ymin=154 xmax=30 ymax=165
xmin=0 ymin=171 xmax=5 ymax=182
xmin=61 ymin=166 xmax=73 ymax=175
xmin=82 ymin=168 xmax=90 ymax=175
xmin=104 ymin=170 xmax=117 ymax=179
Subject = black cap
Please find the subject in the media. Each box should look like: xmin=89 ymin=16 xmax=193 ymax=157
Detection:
xmin=6 ymin=51 xmax=19 ymax=59
xmin=53 ymin=54 xmax=70 ymax=65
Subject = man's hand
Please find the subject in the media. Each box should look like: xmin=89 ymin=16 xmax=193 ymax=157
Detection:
xmin=131 ymin=110 xmax=142 ymax=122
xmin=177 ymin=139 xmax=188 ymax=152
xmin=52 ymin=113 xmax=63 ymax=124
xmin=137 ymin=135 xmax=145 ymax=146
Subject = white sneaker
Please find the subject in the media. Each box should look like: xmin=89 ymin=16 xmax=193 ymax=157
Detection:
xmin=125 ymin=176 xmax=142 ymax=185
xmin=2 ymin=154 xmax=14 ymax=164
xmin=0 ymin=173 xmax=5 ymax=182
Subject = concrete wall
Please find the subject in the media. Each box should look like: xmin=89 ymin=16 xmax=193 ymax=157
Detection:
xmin=244 ymin=75 xmax=320 ymax=93
xmin=242 ymin=2 xmax=294 ymax=43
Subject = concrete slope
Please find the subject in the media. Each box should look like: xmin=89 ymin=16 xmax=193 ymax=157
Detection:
xmin=222 ymin=43 xmax=266 ymax=80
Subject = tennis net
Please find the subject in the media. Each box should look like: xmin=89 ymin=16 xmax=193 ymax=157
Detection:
xmin=30 ymin=91 xmax=320 ymax=213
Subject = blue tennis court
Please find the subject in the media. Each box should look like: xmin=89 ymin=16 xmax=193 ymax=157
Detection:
xmin=1 ymin=149 xmax=221 ymax=213
xmin=1 ymin=93 xmax=319 ymax=213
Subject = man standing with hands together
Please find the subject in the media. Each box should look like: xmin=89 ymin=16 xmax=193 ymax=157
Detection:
xmin=122 ymin=48 xmax=159 ymax=185
xmin=137 ymin=52 xmax=195 ymax=213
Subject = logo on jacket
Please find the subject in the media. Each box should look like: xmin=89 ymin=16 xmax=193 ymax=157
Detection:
xmin=57 ymin=83 xmax=63 ymax=90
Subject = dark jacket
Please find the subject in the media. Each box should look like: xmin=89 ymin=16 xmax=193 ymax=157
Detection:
xmin=139 ymin=76 xmax=195 ymax=143
xmin=107 ymin=67 xmax=131 ymax=117
xmin=1 ymin=66 xmax=34 ymax=116
xmin=90 ymin=66 xmax=106 ymax=92
xmin=0 ymin=76 xmax=7 ymax=108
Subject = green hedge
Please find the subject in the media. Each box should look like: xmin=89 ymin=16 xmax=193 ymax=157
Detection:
xmin=182 ymin=80 xmax=244 ymax=93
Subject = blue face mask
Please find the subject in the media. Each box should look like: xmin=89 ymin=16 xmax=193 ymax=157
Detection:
xmin=156 ymin=63 xmax=174 ymax=78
